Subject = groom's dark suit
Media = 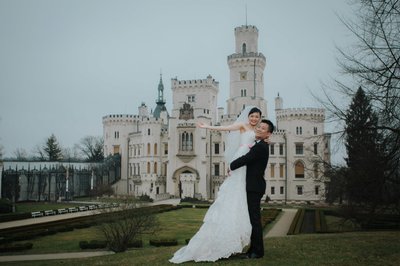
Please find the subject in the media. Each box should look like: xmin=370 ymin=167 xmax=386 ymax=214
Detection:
xmin=230 ymin=139 xmax=269 ymax=258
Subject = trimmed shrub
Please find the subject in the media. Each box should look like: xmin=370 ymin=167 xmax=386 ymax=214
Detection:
xmin=0 ymin=212 xmax=31 ymax=222
xmin=0 ymin=198 xmax=13 ymax=213
xmin=79 ymin=241 xmax=89 ymax=249
xmin=0 ymin=242 xmax=33 ymax=252
xmin=149 ymin=239 xmax=178 ymax=247
xmin=127 ymin=239 xmax=143 ymax=248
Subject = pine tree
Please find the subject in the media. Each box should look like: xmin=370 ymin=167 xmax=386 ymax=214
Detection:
xmin=344 ymin=87 xmax=384 ymax=211
xmin=43 ymin=134 xmax=63 ymax=161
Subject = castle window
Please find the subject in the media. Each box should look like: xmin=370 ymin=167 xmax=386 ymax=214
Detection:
xmin=271 ymin=186 xmax=275 ymax=195
xmin=296 ymin=126 xmax=303 ymax=135
xmin=279 ymin=143 xmax=284 ymax=155
xmin=314 ymin=143 xmax=318 ymax=155
xmin=280 ymin=186 xmax=284 ymax=194
xmin=314 ymin=127 xmax=318 ymax=135
xmin=270 ymin=163 xmax=275 ymax=178
xmin=315 ymin=185 xmax=320 ymax=195
xmin=241 ymin=89 xmax=247 ymax=97
xmin=148 ymin=129 xmax=151 ymax=135
xmin=147 ymin=162 xmax=150 ymax=174
xmin=242 ymin=43 xmax=246 ymax=54
xmin=113 ymin=145 xmax=120 ymax=155
xmin=279 ymin=164 xmax=284 ymax=178
xmin=154 ymin=162 xmax=157 ymax=174
xmin=154 ymin=143 xmax=157 ymax=155
xmin=314 ymin=163 xmax=319 ymax=178
xmin=114 ymin=131 xmax=119 ymax=139
xmin=295 ymin=161 xmax=305 ymax=178
xmin=214 ymin=143 xmax=220 ymax=154
xmin=270 ymin=143 xmax=275 ymax=155
xmin=240 ymin=72 xmax=247 ymax=80
xmin=164 ymin=143 xmax=168 ymax=155
xmin=297 ymin=186 xmax=303 ymax=195
xmin=295 ymin=143 xmax=304 ymax=155
xmin=180 ymin=132 xmax=193 ymax=151
xmin=147 ymin=143 xmax=151 ymax=155
xmin=188 ymin=95 xmax=195 ymax=102
xmin=214 ymin=163 xmax=220 ymax=176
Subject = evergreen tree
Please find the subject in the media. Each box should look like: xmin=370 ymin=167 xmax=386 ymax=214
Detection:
xmin=344 ymin=87 xmax=384 ymax=211
xmin=43 ymin=134 xmax=63 ymax=161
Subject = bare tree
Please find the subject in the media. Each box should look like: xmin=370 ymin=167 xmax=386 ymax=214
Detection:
xmin=78 ymin=136 xmax=104 ymax=162
xmin=13 ymin=148 xmax=28 ymax=161
xmin=99 ymin=200 xmax=159 ymax=252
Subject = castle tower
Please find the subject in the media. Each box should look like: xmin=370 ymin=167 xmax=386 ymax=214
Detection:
xmin=226 ymin=25 xmax=267 ymax=117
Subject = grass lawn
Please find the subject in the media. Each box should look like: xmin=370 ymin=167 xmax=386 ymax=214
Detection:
xmin=4 ymin=231 xmax=400 ymax=266
xmin=2 ymin=207 xmax=400 ymax=265
xmin=7 ymin=208 xmax=207 ymax=254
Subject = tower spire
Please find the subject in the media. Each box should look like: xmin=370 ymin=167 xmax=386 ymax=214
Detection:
xmin=153 ymin=73 xmax=167 ymax=118
xmin=245 ymin=3 xmax=248 ymax=26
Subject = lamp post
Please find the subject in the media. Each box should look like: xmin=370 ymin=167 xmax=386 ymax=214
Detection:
xmin=65 ymin=166 xmax=69 ymax=201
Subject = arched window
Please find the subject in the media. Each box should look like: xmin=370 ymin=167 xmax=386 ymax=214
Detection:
xmin=147 ymin=162 xmax=150 ymax=174
xmin=147 ymin=143 xmax=151 ymax=155
xmin=154 ymin=143 xmax=157 ymax=155
xmin=180 ymin=132 xmax=193 ymax=151
xmin=154 ymin=162 xmax=157 ymax=174
xmin=295 ymin=161 xmax=305 ymax=178
xmin=242 ymin=43 xmax=246 ymax=54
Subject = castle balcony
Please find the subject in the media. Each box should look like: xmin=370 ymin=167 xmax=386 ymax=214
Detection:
xmin=212 ymin=175 xmax=226 ymax=185
xmin=227 ymin=52 xmax=266 ymax=61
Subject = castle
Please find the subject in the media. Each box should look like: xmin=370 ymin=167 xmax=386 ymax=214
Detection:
xmin=103 ymin=25 xmax=331 ymax=204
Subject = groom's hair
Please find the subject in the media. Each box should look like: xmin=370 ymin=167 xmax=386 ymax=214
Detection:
xmin=261 ymin=119 xmax=274 ymax=133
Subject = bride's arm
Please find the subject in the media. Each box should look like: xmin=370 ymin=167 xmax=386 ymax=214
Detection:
xmin=197 ymin=122 xmax=244 ymax=132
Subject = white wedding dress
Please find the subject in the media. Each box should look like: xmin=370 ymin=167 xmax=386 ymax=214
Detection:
xmin=169 ymin=130 xmax=255 ymax=263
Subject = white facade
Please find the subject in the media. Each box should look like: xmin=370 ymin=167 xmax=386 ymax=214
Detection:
xmin=103 ymin=25 xmax=331 ymax=203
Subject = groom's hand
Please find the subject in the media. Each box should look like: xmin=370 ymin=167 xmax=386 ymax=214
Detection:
xmin=227 ymin=167 xmax=231 ymax=176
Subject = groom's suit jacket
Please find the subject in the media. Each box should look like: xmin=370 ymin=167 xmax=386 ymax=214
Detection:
xmin=230 ymin=140 xmax=269 ymax=194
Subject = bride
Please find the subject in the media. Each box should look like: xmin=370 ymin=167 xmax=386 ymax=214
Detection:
xmin=169 ymin=106 xmax=262 ymax=263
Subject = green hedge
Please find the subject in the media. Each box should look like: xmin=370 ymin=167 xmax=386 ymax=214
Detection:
xmin=287 ymin=209 xmax=305 ymax=235
xmin=0 ymin=242 xmax=33 ymax=252
xmin=79 ymin=240 xmax=108 ymax=249
xmin=315 ymin=210 xmax=328 ymax=233
xmin=149 ymin=238 xmax=178 ymax=247
xmin=0 ymin=199 xmax=13 ymax=213
xmin=0 ymin=212 xmax=31 ymax=222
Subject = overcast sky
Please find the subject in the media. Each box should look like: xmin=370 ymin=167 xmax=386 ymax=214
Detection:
xmin=0 ymin=0 xmax=355 ymax=159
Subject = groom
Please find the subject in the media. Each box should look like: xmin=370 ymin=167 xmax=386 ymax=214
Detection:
xmin=229 ymin=119 xmax=274 ymax=259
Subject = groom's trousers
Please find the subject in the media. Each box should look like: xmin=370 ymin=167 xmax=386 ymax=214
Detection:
xmin=247 ymin=191 xmax=264 ymax=257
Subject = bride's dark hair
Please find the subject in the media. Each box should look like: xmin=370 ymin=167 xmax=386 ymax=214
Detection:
xmin=248 ymin=107 xmax=262 ymax=116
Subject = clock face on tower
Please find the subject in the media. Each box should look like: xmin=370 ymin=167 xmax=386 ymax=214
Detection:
xmin=240 ymin=72 xmax=247 ymax=80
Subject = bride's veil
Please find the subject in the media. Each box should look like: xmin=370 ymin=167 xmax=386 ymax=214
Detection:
xmin=224 ymin=105 xmax=257 ymax=163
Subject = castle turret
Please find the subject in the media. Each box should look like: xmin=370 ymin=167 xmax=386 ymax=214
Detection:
xmin=275 ymin=93 xmax=283 ymax=110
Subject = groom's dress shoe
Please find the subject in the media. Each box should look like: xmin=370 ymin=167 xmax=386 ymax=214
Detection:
xmin=247 ymin=253 xmax=263 ymax=259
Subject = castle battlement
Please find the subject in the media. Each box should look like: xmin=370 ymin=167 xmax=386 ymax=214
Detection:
xmin=102 ymin=114 xmax=141 ymax=124
xmin=234 ymin=25 xmax=258 ymax=33
xmin=171 ymin=75 xmax=219 ymax=88
xmin=141 ymin=117 xmax=164 ymax=124
xmin=276 ymin=108 xmax=325 ymax=121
